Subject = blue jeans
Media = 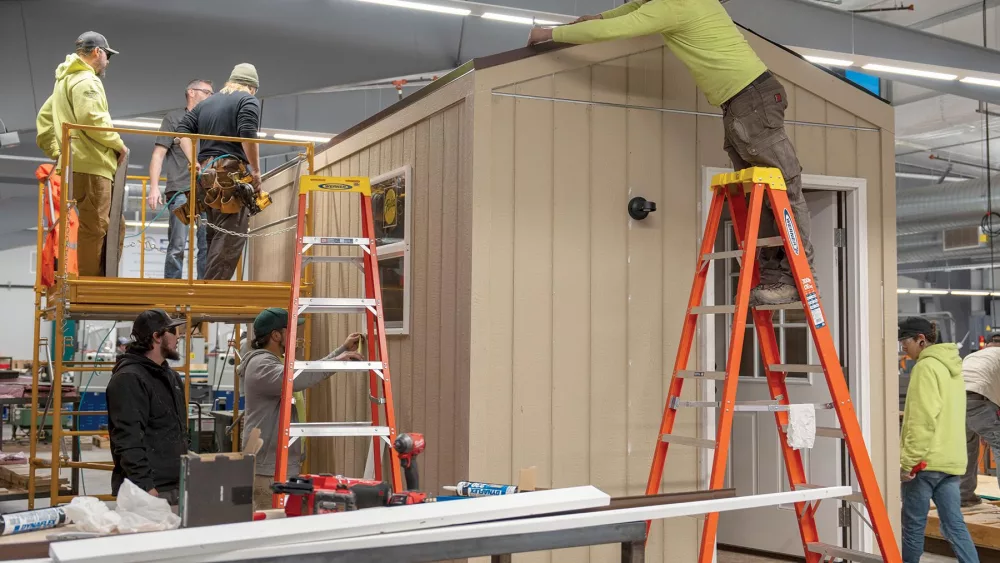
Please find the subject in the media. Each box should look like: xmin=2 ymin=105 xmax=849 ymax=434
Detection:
xmin=902 ymin=470 xmax=979 ymax=563
xmin=165 ymin=192 xmax=207 ymax=279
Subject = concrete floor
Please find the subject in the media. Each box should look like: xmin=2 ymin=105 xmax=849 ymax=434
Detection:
xmin=717 ymin=548 xmax=956 ymax=563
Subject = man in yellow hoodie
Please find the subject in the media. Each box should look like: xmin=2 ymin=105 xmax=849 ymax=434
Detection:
xmin=36 ymin=31 xmax=129 ymax=278
xmin=898 ymin=317 xmax=978 ymax=563
xmin=527 ymin=0 xmax=814 ymax=307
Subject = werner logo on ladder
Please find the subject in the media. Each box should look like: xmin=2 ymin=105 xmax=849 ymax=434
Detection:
xmin=648 ymin=167 xmax=900 ymax=563
xmin=272 ymin=174 xmax=403 ymax=509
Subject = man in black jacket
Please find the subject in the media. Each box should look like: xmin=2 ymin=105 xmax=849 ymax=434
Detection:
xmin=106 ymin=309 xmax=188 ymax=504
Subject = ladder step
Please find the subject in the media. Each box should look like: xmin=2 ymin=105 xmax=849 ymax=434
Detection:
xmin=758 ymin=236 xmax=784 ymax=247
xmin=661 ymin=433 xmax=716 ymax=449
xmin=289 ymin=422 xmax=391 ymax=438
xmin=691 ymin=305 xmax=736 ymax=315
xmin=303 ymin=256 xmax=363 ymax=264
xmin=769 ymin=364 xmax=825 ymax=374
xmin=702 ymin=250 xmax=743 ymax=261
xmin=806 ymin=542 xmax=883 ymax=563
xmin=675 ymin=370 xmax=727 ymax=380
xmin=302 ymin=236 xmax=370 ymax=246
xmin=754 ymin=302 xmax=802 ymax=311
xmin=298 ymin=298 xmax=376 ymax=313
xmin=293 ymin=361 xmax=383 ymax=372
xmin=782 ymin=425 xmax=845 ymax=438
xmin=673 ymin=398 xmax=832 ymax=412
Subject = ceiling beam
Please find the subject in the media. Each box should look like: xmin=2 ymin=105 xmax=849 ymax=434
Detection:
xmin=723 ymin=0 xmax=1000 ymax=78
xmin=910 ymin=0 xmax=1000 ymax=31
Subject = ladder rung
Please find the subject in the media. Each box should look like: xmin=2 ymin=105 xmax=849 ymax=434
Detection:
xmin=661 ymin=433 xmax=716 ymax=449
xmin=675 ymin=370 xmax=727 ymax=380
xmin=702 ymin=250 xmax=743 ymax=261
xmin=293 ymin=361 xmax=383 ymax=372
xmin=769 ymin=364 xmax=825 ymax=374
xmin=673 ymin=398 xmax=832 ymax=412
xmin=806 ymin=542 xmax=883 ymax=563
xmin=302 ymin=236 xmax=370 ymax=246
xmin=298 ymin=298 xmax=376 ymax=313
xmin=691 ymin=305 xmax=736 ymax=315
xmin=758 ymin=236 xmax=784 ymax=247
xmin=782 ymin=425 xmax=845 ymax=438
xmin=754 ymin=302 xmax=803 ymax=311
xmin=289 ymin=423 xmax=390 ymax=438
xmin=303 ymin=256 xmax=363 ymax=264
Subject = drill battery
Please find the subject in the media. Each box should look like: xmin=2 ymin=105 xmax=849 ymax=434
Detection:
xmin=272 ymin=474 xmax=392 ymax=517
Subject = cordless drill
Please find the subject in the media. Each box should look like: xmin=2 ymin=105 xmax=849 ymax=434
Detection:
xmin=388 ymin=432 xmax=427 ymax=505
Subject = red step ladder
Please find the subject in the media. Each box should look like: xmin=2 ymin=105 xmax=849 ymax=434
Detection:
xmin=272 ymin=175 xmax=403 ymax=507
xmin=646 ymin=167 xmax=899 ymax=563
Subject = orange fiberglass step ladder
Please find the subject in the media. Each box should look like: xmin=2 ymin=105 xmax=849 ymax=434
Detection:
xmin=272 ymin=175 xmax=403 ymax=508
xmin=646 ymin=167 xmax=900 ymax=563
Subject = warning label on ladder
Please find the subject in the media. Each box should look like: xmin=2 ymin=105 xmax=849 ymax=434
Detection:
xmin=805 ymin=292 xmax=825 ymax=329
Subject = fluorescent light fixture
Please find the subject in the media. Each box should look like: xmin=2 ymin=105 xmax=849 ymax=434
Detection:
xmin=535 ymin=19 xmax=561 ymax=25
xmin=113 ymin=119 xmax=164 ymax=129
xmin=124 ymin=221 xmax=168 ymax=229
xmin=907 ymin=288 xmax=950 ymax=295
xmin=273 ymin=133 xmax=333 ymax=143
xmin=992 ymin=292 xmax=1000 ymax=297
xmin=804 ymin=55 xmax=854 ymax=67
xmin=952 ymin=290 xmax=991 ymax=296
xmin=257 ymin=132 xmax=268 ymax=138
xmin=897 ymin=289 xmax=909 ymax=294
xmin=861 ymin=63 xmax=957 ymax=81
xmin=482 ymin=12 xmax=534 ymax=24
xmin=356 ymin=0 xmax=470 ymax=16
xmin=961 ymin=76 xmax=1000 ymax=87
xmin=895 ymin=172 xmax=967 ymax=183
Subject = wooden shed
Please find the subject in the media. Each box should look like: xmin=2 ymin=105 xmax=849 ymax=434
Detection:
xmin=250 ymin=26 xmax=897 ymax=562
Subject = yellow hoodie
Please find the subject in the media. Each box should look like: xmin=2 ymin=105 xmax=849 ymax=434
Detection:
xmin=900 ymin=343 xmax=968 ymax=475
xmin=36 ymin=54 xmax=124 ymax=180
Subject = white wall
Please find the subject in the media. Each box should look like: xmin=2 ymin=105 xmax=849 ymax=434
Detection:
xmin=0 ymin=245 xmax=50 ymax=361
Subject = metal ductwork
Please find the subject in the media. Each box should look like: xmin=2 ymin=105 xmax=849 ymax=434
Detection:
xmin=896 ymin=175 xmax=1000 ymax=223
xmin=897 ymin=245 xmax=999 ymax=265
xmin=897 ymin=216 xmax=988 ymax=236
xmin=897 ymin=233 xmax=942 ymax=250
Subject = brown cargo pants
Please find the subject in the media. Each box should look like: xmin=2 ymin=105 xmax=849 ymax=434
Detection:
xmin=721 ymin=72 xmax=815 ymax=287
xmin=200 ymin=158 xmax=250 ymax=280
xmin=73 ymin=172 xmax=124 ymax=277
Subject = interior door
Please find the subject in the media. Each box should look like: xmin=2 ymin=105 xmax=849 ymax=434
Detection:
xmin=714 ymin=190 xmax=845 ymax=556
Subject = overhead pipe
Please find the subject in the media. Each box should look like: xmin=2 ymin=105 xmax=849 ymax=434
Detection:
xmin=897 ymin=245 xmax=998 ymax=264
xmin=896 ymin=174 xmax=1000 ymax=223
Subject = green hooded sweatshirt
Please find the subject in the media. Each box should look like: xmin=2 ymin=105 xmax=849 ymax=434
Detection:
xmin=900 ymin=343 xmax=967 ymax=475
xmin=36 ymin=54 xmax=124 ymax=180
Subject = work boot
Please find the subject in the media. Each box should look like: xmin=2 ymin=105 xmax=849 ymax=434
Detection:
xmin=749 ymin=282 xmax=800 ymax=307
xmin=962 ymin=496 xmax=983 ymax=508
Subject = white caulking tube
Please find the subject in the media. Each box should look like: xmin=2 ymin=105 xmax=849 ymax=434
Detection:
xmin=0 ymin=507 xmax=67 ymax=536
xmin=444 ymin=481 xmax=519 ymax=497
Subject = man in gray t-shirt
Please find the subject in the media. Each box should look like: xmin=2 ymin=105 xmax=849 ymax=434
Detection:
xmin=147 ymin=79 xmax=214 ymax=279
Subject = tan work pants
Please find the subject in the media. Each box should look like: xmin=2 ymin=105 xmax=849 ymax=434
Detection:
xmin=72 ymin=172 xmax=124 ymax=277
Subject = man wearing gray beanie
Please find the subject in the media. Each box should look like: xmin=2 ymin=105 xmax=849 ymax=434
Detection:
xmin=176 ymin=63 xmax=262 ymax=280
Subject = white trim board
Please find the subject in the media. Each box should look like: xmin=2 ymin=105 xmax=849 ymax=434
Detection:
xmin=191 ymin=487 xmax=854 ymax=562
xmin=49 ymin=486 xmax=610 ymax=563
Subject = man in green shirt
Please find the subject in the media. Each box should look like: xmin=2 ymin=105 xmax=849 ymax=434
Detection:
xmin=528 ymin=0 xmax=814 ymax=306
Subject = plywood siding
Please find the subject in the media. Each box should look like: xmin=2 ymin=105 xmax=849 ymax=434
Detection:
xmin=471 ymin=39 xmax=894 ymax=562
xmin=249 ymin=100 xmax=473 ymax=495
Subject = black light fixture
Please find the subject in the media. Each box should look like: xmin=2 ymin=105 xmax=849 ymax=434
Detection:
xmin=628 ymin=196 xmax=656 ymax=220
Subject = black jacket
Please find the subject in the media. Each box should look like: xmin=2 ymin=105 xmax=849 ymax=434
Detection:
xmin=106 ymin=353 xmax=188 ymax=494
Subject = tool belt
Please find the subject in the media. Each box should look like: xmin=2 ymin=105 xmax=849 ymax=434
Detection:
xmin=172 ymin=156 xmax=272 ymax=224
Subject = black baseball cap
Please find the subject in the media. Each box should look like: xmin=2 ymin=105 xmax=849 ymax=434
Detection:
xmin=898 ymin=317 xmax=935 ymax=341
xmin=131 ymin=309 xmax=186 ymax=341
xmin=75 ymin=31 xmax=118 ymax=57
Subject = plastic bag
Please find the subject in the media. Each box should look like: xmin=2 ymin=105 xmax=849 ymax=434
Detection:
xmin=115 ymin=479 xmax=181 ymax=533
xmin=63 ymin=496 xmax=121 ymax=534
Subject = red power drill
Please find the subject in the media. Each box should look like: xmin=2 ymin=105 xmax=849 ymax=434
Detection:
xmin=272 ymin=475 xmax=392 ymax=516
xmin=389 ymin=432 xmax=427 ymax=505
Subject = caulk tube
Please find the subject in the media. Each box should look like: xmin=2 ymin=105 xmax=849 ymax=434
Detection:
xmin=0 ymin=507 xmax=67 ymax=536
xmin=453 ymin=481 xmax=519 ymax=497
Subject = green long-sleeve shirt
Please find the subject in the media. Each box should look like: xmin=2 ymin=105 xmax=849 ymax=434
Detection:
xmin=552 ymin=0 xmax=767 ymax=107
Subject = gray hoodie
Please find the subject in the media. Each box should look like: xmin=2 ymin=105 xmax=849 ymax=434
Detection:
xmin=239 ymin=343 xmax=346 ymax=477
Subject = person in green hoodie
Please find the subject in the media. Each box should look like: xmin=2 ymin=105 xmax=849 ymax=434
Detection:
xmin=36 ymin=31 xmax=129 ymax=278
xmin=898 ymin=317 xmax=979 ymax=563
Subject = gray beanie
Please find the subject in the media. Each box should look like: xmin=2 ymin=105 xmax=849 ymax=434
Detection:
xmin=229 ymin=63 xmax=259 ymax=89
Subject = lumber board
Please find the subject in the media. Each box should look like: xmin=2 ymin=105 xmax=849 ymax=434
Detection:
xmin=927 ymin=500 xmax=1000 ymax=550
xmin=49 ymin=486 xmax=611 ymax=563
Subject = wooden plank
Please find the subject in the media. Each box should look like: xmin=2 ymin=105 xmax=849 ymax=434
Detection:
xmin=627 ymin=47 xmax=666 ymax=563
xmin=927 ymin=501 xmax=1000 ymax=550
xmin=551 ymin=65 xmax=593 ymax=563
xmin=439 ymin=105 xmax=460 ymax=490
xmin=347 ymin=151 xmax=364 ymax=476
xmin=511 ymin=79 xmax=555 ymax=563
xmin=425 ymin=113 xmax=445 ymax=494
xmin=588 ymin=55 xmax=630 ymax=563
xmin=793 ymin=88 xmax=827 ymax=175
xmin=410 ymin=119 xmax=431 ymax=488
xmin=397 ymin=126 xmax=416 ymax=442
xmin=455 ymin=98 xmax=474 ymax=488
xmin=49 ymin=486 xmax=613 ymax=563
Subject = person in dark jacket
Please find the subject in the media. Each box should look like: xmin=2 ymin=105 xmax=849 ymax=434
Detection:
xmin=106 ymin=309 xmax=188 ymax=505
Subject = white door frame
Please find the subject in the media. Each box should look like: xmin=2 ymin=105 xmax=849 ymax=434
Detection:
xmin=696 ymin=166 xmax=873 ymax=554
